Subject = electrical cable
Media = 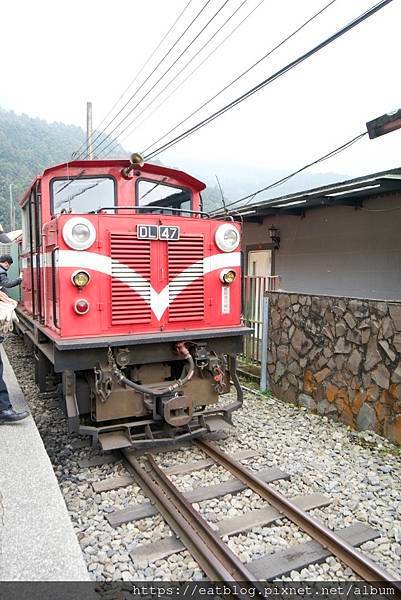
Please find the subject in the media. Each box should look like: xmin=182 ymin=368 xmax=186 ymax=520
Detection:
xmin=71 ymin=0 xmax=195 ymax=159
xmin=141 ymin=0 xmax=337 ymax=157
xmin=142 ymin=0 xmax=393 ymax=161
xmin=211 ymin=131 xmax=368 ymax=213
xmin=102 ymin=0 xmax=265 ymax=158
xmin=98 ymin=0 xmax=259 ymax=158
xmin=78 ymin=0 xmax=226 ymax=160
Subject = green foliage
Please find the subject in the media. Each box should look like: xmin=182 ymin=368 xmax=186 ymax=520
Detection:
xmin=0 ymin=107 xmax=124 ymax=230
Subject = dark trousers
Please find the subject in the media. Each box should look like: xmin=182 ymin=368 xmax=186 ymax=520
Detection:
xmin=0 ymin=353 xmax=11 ymax=411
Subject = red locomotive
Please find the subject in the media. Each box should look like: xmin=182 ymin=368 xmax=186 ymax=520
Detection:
xmin=15 ymin=155 xmax=248 ymax=449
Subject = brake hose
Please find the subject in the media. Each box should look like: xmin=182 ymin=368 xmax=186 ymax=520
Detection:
xmin=115 ymin=350 xmax=195 ymax=397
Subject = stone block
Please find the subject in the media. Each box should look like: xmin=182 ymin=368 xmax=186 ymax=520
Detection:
xmin=322 ymin=326 xmax=334 ymax=341
xmin=317 ymin=355 xmax=328 ymax=369
xmin=326 ymin=383 xmax=338 ymax=402
xmin=335 ymin=322 xmax=347 ymax=337
xmin=364 ymin=338 xmax=381 ymax=370
xmin=366 ymin=384 xmax=380 ymax=402
xmin=317 ymin=398 xmax=337 ymax=415
xmin=382 ymin=317 xmax=394 ymax=339
xmin=340 ymin=404 xmax=354 ymax=427
xmin=278 ymin=294 xmax=290 ymax=310
xmin=291 ymin=329 xmax=313 ymax=357
xmin=389 ymin=383 xmax=401 ymax=401
xmin=314 ymin=367 xmax=331 ymax=383
xmin=288 ymin=361 xmax=301 ymax=376
xmin=352 ymin=391 xmax=366 ymax=415
xmin=334 ymin=337 xmax=351 ymax=354
xmin=356 ymin=403 xmax=376 ymax=431
xmin=289 ymin=325 xmax=295 ymax=340
xmin=293 ymin=304 xmax=300 ymax=313
xmin=324 ymin=308 xmax=334 ymax=323
xmin=281 ymin=332 xmax=289 ymax=344
xmin=287 ymin=373 xmax=298 ymax=387
xmin=358 ymin=319 xmax=370 ymax=329
xmin=371 ymin=363 xmax=390 ymax=389
xmin=361 ymin=329 xmax=371 ymax=345
xmin=393 ymin=334 xmax=401 ymax=352
xmin=378 ymin=340 xmax=396 ymax=362
xmin=298 ymin=296 xmax=307 ymax=305
xmin=335 ymin=355 xmax=345 ymax=371
xmin=349 ymin=299 xmax=368 ymax=318
xmin=290 ymin=294 xmax=298 ymax=304
xmin=323 ymin=346 xmax=332 ymax=358
xmin=346 ymin=329 xmax=362 ymax=345
xmin=303 ymin=370 xmax=315 ymax=394
xmin=375 ymin=402 xmax=389 ymax=423
xmin=277 ymin=345 xmax=289 ymax=362
xmin=271 ymin=308 xmax=281 ymax=329
xmin=347 ymin=348 xmax=362 ymax=375
xmin=344 ymin=312 xmax=356 ymax=329
xmin=383 ymin=415 xmax=401 ymax=444
xmin=298 ymin=393 xmax=316 ymax=411
xmin=274 ymin=362 xmax=286 ymax=383
xmin=391 ymin=364 xmax=401 ymax=384
xmin=282 ymin=317 xmax=291 ymax=330
xmin=374 ymin=301 xmax=388 ymax=317
xmin=281 ymin=378 xmax=290 ymax=391
xmin=335 ymin=389 xmax=349 ymax=413
xmin=362 ymin=371 xmax=371 ymax=388
xmin=389 ymin=304 xmax=401 ymax=331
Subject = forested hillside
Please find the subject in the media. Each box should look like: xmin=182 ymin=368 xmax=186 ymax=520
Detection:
xmin=0 ymin=108 xmax=124 ymax=229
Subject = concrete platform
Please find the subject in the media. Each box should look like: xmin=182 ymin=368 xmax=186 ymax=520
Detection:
xmin=0 ymin=346 xmax=89 ymax=581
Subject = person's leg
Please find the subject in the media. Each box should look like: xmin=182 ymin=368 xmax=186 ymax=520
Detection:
xmin=0 ymin=352 xmax=28 ymax=421
xmin=0 ymin=357 xmax=11 ymax=411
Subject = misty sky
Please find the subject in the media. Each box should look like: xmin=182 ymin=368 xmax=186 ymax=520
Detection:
xmin=2 ymin=0 xmax=401 ymax=181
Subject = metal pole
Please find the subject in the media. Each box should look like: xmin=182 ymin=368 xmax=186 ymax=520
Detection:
xmin=9 ymin=183 xmax=13 ymax=231
xmin=86 ymin=101 xmax=93 ymax=159
xmin=260 ymin=294 xmax=269 ymax=392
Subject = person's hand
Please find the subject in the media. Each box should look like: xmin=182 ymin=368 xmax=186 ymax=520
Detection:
xmin=0 ymin=224 xmax=4 ymax=233
xmin=19 ymin=272 xmax=23 ymax=280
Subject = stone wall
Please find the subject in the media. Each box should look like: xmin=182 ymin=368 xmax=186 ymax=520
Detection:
xmin=268 ymin=292 xmax=401 ymax=444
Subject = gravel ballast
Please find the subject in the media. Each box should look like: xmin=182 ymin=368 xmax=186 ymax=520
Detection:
xmin=4 ymin=334 xmax=401 ymax=582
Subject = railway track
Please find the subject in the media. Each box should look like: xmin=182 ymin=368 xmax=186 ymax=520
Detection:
xmin=89 ymin=440 xmax=401 ymax=595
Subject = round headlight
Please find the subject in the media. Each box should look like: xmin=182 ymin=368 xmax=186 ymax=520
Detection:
xmin=72 ymin=270 xmax=90 ymax=288
xmin=220 ymin=269 xmax=236 ymax=284
xmin=215 ymin=224 xmax=240 ymax=252
xmin=62 ymin=217 xmax=96 ymax=250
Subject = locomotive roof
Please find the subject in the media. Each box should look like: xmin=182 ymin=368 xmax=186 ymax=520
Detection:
xmin=19 ymin=159 xmax=206 ymax=206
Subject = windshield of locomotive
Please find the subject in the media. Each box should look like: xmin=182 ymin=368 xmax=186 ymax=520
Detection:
xmin=52 ymin=176 xmax=115 ymax=214
xmin=137 ymin=179 xmax=192 ymax=215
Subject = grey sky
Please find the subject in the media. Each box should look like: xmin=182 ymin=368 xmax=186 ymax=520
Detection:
xmin=2 ymin=0 xmax=400 ymax=179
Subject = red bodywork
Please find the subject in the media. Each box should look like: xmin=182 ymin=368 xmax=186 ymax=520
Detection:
xmin=19 ymin=160 xmax=242 ymax=341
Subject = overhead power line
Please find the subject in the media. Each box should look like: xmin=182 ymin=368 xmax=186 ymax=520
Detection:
xmin=99 ymin=0 xmax=261 ymax=159
xmin=80 ymin=0 xmax=232 ymax=160
xmin=142 ymin=0 xmax=394 ymax=161
xmin=141 ymin=0 xmax=337 ymax=157
xmin=75 ymin=0 xmax=215 ymax=159
xmin=72 ymin=0 xmax=195 ymax=159
xmin=211 ymin=131 xmax=368 ymax=213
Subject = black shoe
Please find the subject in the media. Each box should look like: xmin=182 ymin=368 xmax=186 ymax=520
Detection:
xmin=0 ymin=408 xmax=29 ymax=422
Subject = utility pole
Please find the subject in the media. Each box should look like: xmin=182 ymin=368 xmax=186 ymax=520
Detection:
xmin=86 ymin=101 xmax=93 ymax=159
xmin=9 ymin=183 xmax=14 ymax=231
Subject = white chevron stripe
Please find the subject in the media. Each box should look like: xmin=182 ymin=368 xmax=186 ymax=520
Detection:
xmin=48 ymin=250 xmax=241 ymax=321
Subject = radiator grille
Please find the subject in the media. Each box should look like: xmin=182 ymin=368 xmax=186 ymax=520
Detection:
xmin=168 ymin=235 xmax=204 ymax=321
xmin=110 ymin=233 xmax=151 ymax=324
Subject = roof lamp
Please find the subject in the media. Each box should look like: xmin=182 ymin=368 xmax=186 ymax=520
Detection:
xmin=367 ymin=109 xmax=401 ymax=139
xmin=268 ymin=225 xmax=280 ymax=250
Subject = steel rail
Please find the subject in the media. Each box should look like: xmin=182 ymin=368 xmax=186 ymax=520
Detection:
xmin=122 ymin=451 xmax=263 ymax=597
xmin=196 ymin=440 xmax=401 ymax=596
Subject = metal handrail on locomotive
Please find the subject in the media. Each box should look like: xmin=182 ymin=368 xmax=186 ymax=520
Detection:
xmin=15 ymin=154 xmax=250 ymax=450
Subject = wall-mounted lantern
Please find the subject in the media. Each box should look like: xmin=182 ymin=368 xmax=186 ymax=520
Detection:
xmin=268 ymin=225 xmax=280 ymax=249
